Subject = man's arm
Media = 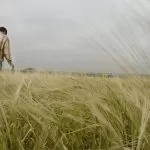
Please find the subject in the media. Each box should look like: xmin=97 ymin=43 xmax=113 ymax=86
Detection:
xmin=3 ymin=38 xmax=14 ymax=68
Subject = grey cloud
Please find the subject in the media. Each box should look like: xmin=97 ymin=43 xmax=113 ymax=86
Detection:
xmin=1 ymin=0 xmax=150 ymax=73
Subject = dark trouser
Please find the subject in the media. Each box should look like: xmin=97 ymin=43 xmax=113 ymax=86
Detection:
xmin=0 ymin=60 xmax=3 ymax=71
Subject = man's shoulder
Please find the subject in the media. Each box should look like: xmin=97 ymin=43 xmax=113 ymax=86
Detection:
xmin=0 ymin=32 xmax=8 ymax=41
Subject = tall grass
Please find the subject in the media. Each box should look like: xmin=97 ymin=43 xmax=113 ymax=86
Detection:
xmin=0 ymin=72 xmax=149 ymax=149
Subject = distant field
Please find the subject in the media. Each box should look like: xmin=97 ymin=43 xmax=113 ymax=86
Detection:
xmin=0 ymin=72 xmax=150 ymax=150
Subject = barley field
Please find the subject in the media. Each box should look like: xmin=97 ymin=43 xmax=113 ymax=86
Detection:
xmin=0 ymin=72 xmax=150 ymax=150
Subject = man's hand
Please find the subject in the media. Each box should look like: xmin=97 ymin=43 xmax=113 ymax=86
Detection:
xmin=8 ymin=60 xmax=15 ymax=72
xmin=11 ymin=63 xmax=15 ymax=73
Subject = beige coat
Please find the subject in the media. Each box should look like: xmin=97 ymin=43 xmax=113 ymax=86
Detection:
xmin=0 ymin=32 xmax=12 ymax=63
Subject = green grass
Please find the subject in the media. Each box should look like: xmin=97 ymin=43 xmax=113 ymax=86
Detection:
xmin=0 ymin=72 xmax=150 ymax=150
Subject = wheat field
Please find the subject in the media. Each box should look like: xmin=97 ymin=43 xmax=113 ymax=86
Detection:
xmin=0 ymin=71 xmax=150 ymax=150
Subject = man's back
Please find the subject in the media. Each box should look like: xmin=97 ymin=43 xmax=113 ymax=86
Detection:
xmin=0 ymin=27 xmax=14 ymax=71
xmin=0 ymin=32 xmax=8 ymax=60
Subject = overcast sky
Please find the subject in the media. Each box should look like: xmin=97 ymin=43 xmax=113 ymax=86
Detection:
xmin=0 ymin=0 xmax=150 ymax=73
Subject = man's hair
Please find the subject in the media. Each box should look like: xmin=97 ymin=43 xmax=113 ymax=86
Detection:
xmin=0 ymin=27 xmax=7 ymax=35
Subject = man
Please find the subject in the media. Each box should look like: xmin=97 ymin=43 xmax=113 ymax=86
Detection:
xmin=0 ymin=27 xmax=14 ymax=71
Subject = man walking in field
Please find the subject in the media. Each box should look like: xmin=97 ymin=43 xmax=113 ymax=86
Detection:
xmin=0 ymin=27 xmax=14 ymax=71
